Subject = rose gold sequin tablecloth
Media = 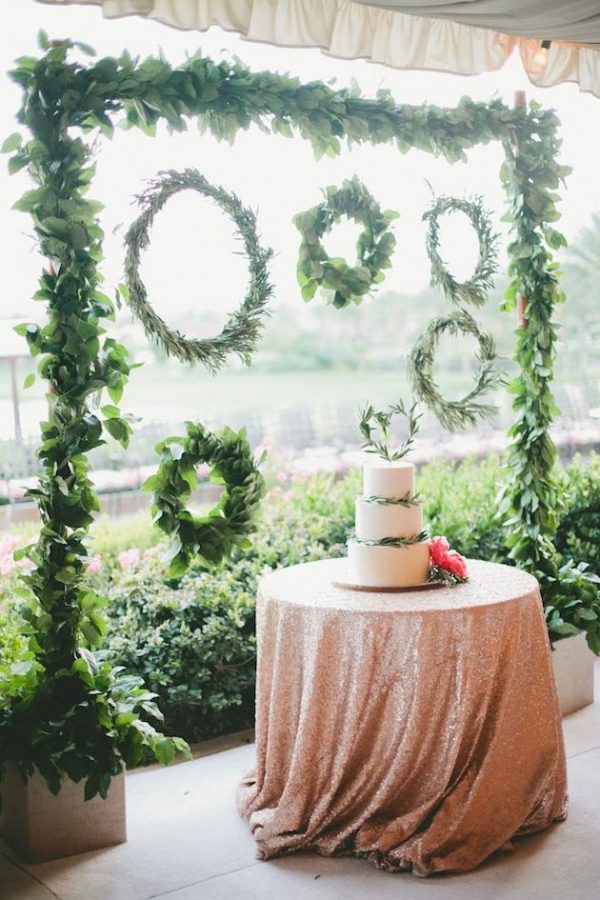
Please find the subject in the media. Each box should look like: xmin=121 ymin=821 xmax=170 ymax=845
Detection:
xmin=236 ymin=558 xmax=567 ymax=877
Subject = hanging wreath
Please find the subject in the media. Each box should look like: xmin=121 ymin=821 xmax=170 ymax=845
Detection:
xmin=143 ymin=421 xmax=266 ymax=577
xmin=293 ymin=176 xmax=398 ymax=309
xmin=409 ymin=309 xmax=501 ymax=431
xmin=423 ymin=195 xmax=498 ymax=308
xmin=123 ymin=169 xmax=273 ymax=373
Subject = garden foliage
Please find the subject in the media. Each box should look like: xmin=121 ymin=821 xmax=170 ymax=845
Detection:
xmin=2 ymin=456 xmax=598 ymax=744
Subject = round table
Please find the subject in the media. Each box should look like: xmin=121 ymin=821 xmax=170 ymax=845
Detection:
xmin=237 ymin=558 xmax=567 ymax=877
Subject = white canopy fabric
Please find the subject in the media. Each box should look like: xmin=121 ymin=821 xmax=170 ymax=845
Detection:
xmin=39 ymin=1 xmax=600 ymax=97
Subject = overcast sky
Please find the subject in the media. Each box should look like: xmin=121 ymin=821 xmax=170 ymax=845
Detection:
xmin=1 ymin=0 xmax=599 ymax=336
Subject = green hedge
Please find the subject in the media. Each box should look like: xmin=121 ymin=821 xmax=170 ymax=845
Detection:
xmin=1 ymin=455 xmax=599 ymax=743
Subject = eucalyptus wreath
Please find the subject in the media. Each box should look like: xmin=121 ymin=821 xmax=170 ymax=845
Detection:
xmin=424 ymin=195 xmax=498 ymax=307
xmin=124 ymin=169 xmax=273 ymax=372
xmin=293 ymin=176 xmax=398 ymax=309
xmin=409 ymin=309 xmax=501 ymax=431
xmin=143 ymin=422 xmax=265 ymax=577
xmin=358 ymin=399 xmax=421 ymax=461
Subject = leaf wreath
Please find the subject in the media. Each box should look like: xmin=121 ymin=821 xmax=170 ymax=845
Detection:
xmin=423 ymin=194 xmax=499 ymax=308
xmin=123 ymin=168 xmax=273 ymax=373
xmin=358 ymin=399 xmax=422 ymax=461
xmin=293 ymin=175 xmax=398 ymax=309
xmin=143 ymin=421 xmax=266 ymax=577
xmin=409 ymin=309 xmax=502 ymax=431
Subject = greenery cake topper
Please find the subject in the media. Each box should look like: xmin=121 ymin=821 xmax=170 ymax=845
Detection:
xmin=358 ymin=399 xmax=422 ymax=461
xmin=143 ymin=421 xmax=266 ymax=578
xmin=293 ymin=175 xmax=398 ymax=309
xmin=124 ymin=168 xmax=274 ymax=372
xmin=423 ymin=194 xmax=499 ymax=308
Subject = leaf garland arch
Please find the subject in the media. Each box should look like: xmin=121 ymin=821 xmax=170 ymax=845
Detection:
xmin=1 ymin=36 xmax=572 ymax=800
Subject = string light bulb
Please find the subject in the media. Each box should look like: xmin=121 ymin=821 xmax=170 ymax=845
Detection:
xmin=533 ymin=39 xmax=552 ymax=69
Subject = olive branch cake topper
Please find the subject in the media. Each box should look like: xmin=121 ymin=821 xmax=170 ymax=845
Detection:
xmin=358 ymin=399 xmax=422 ymax=462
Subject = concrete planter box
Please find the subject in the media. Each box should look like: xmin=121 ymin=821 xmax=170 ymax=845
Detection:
xmin=0 ymin=765 xmax=126 ymax=863
xmin=551 ymin=632 xmax=596 ymax=717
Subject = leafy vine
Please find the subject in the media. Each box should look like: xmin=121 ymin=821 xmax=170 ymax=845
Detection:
xmin=0 ymin=34 xmax=591 ymax=803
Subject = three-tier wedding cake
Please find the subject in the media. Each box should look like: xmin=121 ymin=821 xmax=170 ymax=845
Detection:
xmin=347 ymin=458 xmax=430 ymax=588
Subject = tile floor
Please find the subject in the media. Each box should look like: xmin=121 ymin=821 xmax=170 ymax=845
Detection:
xmin=2 ymin=662 xmax=599 ymax=900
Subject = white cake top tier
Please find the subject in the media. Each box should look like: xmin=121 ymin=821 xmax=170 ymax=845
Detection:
xmin=362 ymin=459 xmax=414 ymax=500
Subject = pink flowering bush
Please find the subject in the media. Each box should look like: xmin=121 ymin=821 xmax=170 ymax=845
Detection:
xmin=117 ymin=548 xmax=141 ymax=571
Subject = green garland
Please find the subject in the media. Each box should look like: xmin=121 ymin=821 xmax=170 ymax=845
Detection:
xmin=424 ymin=195 xmax=498 ymax=308
xmin=409 ymin=310 xmax=501 ymax=431
xmin=124 ymin=169 xmax=273 ymax=372
xmin=358 ymin=400 xmax=421 ymax=461
xmin=363 ymin=493 xmax=421 ymax=507
xmin=293 ymin=176 xmax=398 ymax=309
xmin=354 ymin=531 xmax=428 ymax=548
xmin=143 ymin=422 xmax=265 ymax=577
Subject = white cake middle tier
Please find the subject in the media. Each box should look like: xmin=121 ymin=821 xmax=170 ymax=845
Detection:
xmin=355 ymin=497 xmax=422 ymax=541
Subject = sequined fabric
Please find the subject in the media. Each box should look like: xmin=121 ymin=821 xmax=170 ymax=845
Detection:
xmin=236 ymin=559 xmax=567 ymax=877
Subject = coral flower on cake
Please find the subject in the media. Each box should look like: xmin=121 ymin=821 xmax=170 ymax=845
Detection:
xmin=429 ymin=536 xmax=468 ymax=583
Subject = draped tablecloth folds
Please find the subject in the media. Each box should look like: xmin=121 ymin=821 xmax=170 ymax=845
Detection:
xmin=237 ymin=558 xmax=567 ymax=877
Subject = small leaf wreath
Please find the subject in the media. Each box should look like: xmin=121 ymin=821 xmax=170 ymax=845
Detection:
xmin=143 ymin=421 xmax=266 ymax=577
xmin=293 ymin=175 xmax=398 ymax=309
xmin=424 ymin=194 xmax=498 ymax=308
xmin=359 ymin=399 xmax=421 ymax=461
xmin=429 ymin=536 xmax=468 ymax=585
xmin=123 ymin=169 xmax=273 ymax=373
xmin=408 ymin=309 xmax=501 ymax=431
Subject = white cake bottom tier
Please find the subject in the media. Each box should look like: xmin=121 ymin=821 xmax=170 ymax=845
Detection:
xmin=347 ymin=540 xmax=430 ymax=588
xmin=355 ymin=497 xmax=422 ymax=541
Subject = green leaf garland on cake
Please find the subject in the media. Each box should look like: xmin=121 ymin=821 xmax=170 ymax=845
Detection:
xmin=354 ymin=531 xmax=429 ymax=549
xmin=424 ymin=195 xmax=499 ymax=308
xmin=363 ymin=493 xmax=421 ymax=507
xmin=143 ymin=422 xmax=266 ymax=577
xmin=124 ymin=169 xmax=273 ymax=373
xmin=293 ymin=176 xmax=398 ymax=309
xmin=359 ymin=399 xmax=422 ymax=461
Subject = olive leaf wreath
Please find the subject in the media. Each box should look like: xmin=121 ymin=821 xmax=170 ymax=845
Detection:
xmin=409 ymin=309 xmax=502 ymax=431
xmin=123 ymin=169 xmax=273 ymax=373
xmin=293 ymin=175 xmax=398 ymax=309
xmin=423 ymin=194 xmax=499 ymax=308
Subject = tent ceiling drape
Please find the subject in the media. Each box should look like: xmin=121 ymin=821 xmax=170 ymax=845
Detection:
xmin=38 ymin=1 xmax=600 ymax=97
